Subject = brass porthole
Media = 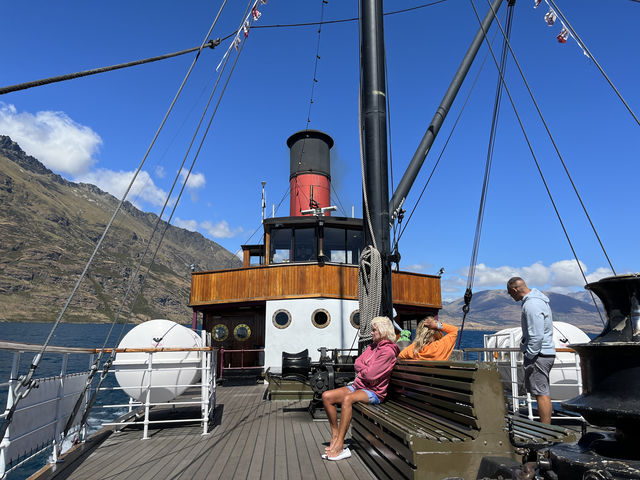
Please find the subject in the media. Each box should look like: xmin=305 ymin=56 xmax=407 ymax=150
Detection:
xmin=234 ymin=323 xmax=251 ymax=341
xmin=272 ymin=309 xmax=292 ymax=329
xmin=212 ymin=324 xmax=229 ymax=342
xmin=350 ymin=310 xmax=360 ymax=329
xmin=311 ymin=309 xmax=330 ymax=329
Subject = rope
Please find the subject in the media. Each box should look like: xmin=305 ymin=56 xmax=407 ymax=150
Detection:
xmin=468 ymin=0 xmax=605 ymax=326
xmin=304 ymin=0 xmax=328 ymax=131
xmin=459 ymin=2 xmax=514 ymax=348
xmin=358 ymin=246 xmax=383 ymax=342
xmin=0 ymin=41 xmax=221 ymax=96
xmin=479 ymin=0 xmax=607 ymax=324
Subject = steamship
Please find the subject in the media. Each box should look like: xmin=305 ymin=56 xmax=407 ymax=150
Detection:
xmin=189 ymin=129 xmax=441 ymax=379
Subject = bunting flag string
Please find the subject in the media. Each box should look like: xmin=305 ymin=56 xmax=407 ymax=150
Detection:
xmin=216 ymin=0 xmax=264 ymax=72
xmin=534 ymin=0 xmax=589 ymax=57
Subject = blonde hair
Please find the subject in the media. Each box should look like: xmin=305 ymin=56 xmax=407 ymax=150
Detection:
xmin=371 ymin=316 xmax=396 ymax=342
xmin=412 ymin=316 xmax=444 ymax=354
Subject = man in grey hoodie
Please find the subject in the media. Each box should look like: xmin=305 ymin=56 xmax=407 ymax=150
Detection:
xmin=507 ymin=277 xmax=555 ymax=423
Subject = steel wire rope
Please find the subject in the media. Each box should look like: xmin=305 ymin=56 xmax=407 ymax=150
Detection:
xmin=329 ymin=183 xmax=349 ymax=217
xmin=546 ymin=0 xmax=640 ymax=129
xmin=73 ymin=0 xmax=260 ymax=436
xmin=0 ymin=2 xmax=230 ymax=445
xmin=484 ymin=0 xmax=616 ymax=277
xmin=482 ymin=0 xmax=609 ymax=321
xmin=458 ymin=2 xmax=514 ymax=349
xmin=60 ymin=3 xmax=235 ymax=440
xmin=468 ymin=0 xmax=605 ymax=325
xmin=396 ymin=31 xmax=498 ymax=243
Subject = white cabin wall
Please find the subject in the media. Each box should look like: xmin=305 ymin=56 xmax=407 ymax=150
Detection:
xmin=264 ymin=298 xmax=359 ymax=371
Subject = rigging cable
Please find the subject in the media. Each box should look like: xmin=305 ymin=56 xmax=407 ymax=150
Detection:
xmin=0 ymin=2 xmax=230 ymax=445
xmin=396 ymin=30 xmax=498 ymax=243
xmin=546 ymin=0 xmax=640 ymax=129
xmin=482 ymin=0 xmax=609 ymax=320
xmin=458 ymin=1 xmax=514 ymax=349
xmin=469 ymin=0 xmax=605 ymax=325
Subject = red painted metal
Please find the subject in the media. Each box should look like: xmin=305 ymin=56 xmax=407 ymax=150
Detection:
xmin=289 ymin=174 xmax=331 ymax=216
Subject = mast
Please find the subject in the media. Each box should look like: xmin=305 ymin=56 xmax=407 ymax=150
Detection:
xmin=359 ymin=0 xmax=393 ymax=331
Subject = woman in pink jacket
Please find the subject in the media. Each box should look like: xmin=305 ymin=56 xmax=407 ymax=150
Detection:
xmin=321 ymin=316 xmax=400 ymax=460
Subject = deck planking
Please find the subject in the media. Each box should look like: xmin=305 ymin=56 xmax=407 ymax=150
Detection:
xmin=42 ymin=383 xmax=376 ymax=480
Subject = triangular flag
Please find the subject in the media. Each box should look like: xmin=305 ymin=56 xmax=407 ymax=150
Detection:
xmin=243 ymin=21 xmax=250 ymax=38
xmin=252 ymin=6 xmax=261 ymax=20
xmin=233 ymin=36 xmax=241 ymax=51
xmin=534 ymin=0 xmax=542 ymax=7
xmin=557 ymin=26 xmax=569 ymax=43
xmin=544 ymin=9 xmax=557 ymax=26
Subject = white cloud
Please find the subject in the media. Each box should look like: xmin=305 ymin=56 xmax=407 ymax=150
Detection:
xmin=179 ymin=168 xmax=205 ymax=189
xmin=76 ymin=169 xmax=167 ymax=208
xmin=201 ymin=220 xmax=243 ymax=239
xmin=173 ymin=217 xmax=198 ymax=231
xmin=154 ymin=165 xmax=166 ymax=179
xmin=172 ymin=218 xmax=243 ymax=239
xmin=0 ymin=103 xmax=101 ymax=175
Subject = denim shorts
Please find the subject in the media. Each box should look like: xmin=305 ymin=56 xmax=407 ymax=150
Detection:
xmin=346 ymin=385 xmax=380 ymax=404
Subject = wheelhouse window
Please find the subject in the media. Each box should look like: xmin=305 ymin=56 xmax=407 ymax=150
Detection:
xmin=270 ymin=226 xmax=317 ymax=263
xmin=324 ymin=227 xmax=362 ymax=265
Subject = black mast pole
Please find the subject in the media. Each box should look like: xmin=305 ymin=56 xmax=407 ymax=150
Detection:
xmin=359 ymin=0 xmax=393 ymax=343
xmin=388 ymin=0 xmax=506 ymax=222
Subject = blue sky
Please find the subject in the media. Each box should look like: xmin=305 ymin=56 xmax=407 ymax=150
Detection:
xmin=1 ymin=0 xmax=639 ymax=301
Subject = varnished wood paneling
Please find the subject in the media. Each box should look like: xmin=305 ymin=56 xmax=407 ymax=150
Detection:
xmin=190 ymin=264 xmax=441 ymax=308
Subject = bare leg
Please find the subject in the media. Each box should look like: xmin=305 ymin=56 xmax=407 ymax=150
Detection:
xmin=327 ymin=390 xmax=369 ymax=458
xmin=537 ymin=394 xmax=552 ymax=424
xmin=322 ymin=387 xmax=351 ymax=452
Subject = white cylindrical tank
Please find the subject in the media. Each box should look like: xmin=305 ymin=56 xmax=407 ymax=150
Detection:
xmin=114 ymin=319 xmax=202 ymax=403
xmin=485 ymin=322 xmax=591 ymax=400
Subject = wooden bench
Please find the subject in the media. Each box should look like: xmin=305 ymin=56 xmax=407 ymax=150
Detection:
xmin=352 ymin=359 xmax=576 ymax=480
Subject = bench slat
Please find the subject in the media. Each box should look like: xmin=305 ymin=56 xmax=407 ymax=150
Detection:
xmin=351 ymin=428 xmax=409 ymax=480
xmin=392 ymin=374 xmax=474 ymax=397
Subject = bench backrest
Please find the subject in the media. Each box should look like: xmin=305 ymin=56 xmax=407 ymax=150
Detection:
xmin=389 ymin=360 xmax=508 ymax=438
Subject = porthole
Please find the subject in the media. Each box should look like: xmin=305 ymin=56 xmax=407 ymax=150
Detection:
xmin=311 ymin=309 xmax=330 ymax=329
xmin=212 ymin=324 xmax=229 ymax=342
xmin=350 ymin=310 xmax=360 ymax=329
xmin=272 ymin=309 xmax=292 ymax=329
xmin=234 ymin=323 xmax=251 ymax=341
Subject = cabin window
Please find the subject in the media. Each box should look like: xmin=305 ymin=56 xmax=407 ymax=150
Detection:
xmin=350 ymin=310 xmax=360 ymax=329
xmin=270 ymin=227 xmax=292 ymax=263
xmin=311 ymin=309 xmax=330 ymax=329
xmin=293 ymin=227 xmax=317 ymax=262
xmin=212 ymin=324 xmax=229 ymax=342
xmin=234 ymin=324 xmax=252 ymax=341
xmin=324 ymin=227 xmax=362 ymax=264
xmin=272 ymin=309 xmax=292 ymax=329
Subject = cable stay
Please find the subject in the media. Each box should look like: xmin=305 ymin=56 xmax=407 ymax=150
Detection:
xmin=468 ymin=0 xmax=606 ymax=326
xmin=458 ymin=1 xmax=515 ymax=348
xmin=480 ymin=0 xmax=611 ymax=321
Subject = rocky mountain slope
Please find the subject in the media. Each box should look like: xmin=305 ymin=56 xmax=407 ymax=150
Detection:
xmin=439 ymin=289 xmax=605 ymax=333
xmin=0 ymin=135 xmax=241 ymax=324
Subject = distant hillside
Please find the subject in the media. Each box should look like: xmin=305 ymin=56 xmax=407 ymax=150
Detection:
xmin=439 ymin=289 xmax=604 ymax=333
xmin=0 ymin=135 xmax=241 ymax=324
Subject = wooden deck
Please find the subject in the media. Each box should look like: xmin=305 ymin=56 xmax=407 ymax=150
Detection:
xmin=34 ymin=384 xmax=376 ymax=480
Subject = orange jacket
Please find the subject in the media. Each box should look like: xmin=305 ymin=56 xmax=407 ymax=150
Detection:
xmin=398 ymin=323 xmax=458 ymax=361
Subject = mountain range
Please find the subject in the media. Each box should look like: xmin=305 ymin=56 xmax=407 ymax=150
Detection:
xmin=439 ymin=289 xmax=605 ymax=333
xmin=0 ymin=136 xmax=241 ymax=324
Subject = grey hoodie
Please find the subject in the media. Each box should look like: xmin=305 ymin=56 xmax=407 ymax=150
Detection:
xmin=520 ymin=288 xmax=555 ymax=360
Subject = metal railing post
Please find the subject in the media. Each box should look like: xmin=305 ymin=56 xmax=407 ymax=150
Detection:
xmin=219 ymin=347 xmax=224 ymax=380
xmin=201 ymin=330 xmax=209 ymax=435
xmin=52 ymin=353 xmax=69 ymax=463
xmin=0 ymin=352 xmax=21 ymax=478
xmin=142 ymin=352 xmax=153 ymax=440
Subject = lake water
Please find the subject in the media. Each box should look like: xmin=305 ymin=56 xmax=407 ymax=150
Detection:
xmin=0 ymin=322 xmax=493 ymax=479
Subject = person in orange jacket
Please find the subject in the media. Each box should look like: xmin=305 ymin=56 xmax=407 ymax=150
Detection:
xmin=398 ymin=316 xmax=458 ymax=361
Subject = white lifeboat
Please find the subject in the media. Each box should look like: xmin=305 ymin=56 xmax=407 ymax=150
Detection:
xmin=484 ymin=321 xmax=590 ymax=400
xmin=114 ymin=319 xmax=202 ymax=403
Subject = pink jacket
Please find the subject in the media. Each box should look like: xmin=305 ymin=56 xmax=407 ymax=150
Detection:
xmin=352 ymin=339 xmax=400 ymax=401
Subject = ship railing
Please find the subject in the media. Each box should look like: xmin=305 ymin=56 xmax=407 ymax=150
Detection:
xmin=0 ymin=342 xmax=95 ymax=479
xmin=100 ymin=331 xmax=216 ymax=440
xmin=463 ymin=345 xmax=585 ymax=424
xmin=218 ymin=347 xmax=264 ymax=380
